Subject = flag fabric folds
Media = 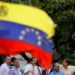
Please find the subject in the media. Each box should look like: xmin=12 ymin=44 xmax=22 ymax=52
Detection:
xmin=0 ymin=1 xmax=55 ymax=70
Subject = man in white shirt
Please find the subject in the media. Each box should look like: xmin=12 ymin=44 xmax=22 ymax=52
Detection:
xmin=9 ymin=57 xmax=22 ymax=75
xmin=0 ymin=56 xmax=11 ymax=75
xmin=23 ymin=57 xmax=42 ymax=75
xmin=60 ymin=59 xmax=75 ymax=75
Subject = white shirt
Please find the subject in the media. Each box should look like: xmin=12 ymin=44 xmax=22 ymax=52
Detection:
xmin=9 ymin=66 xmax=21 ymax=75
xmin=0 ymin=63 xmax=10 ymax=75
xmin=34 ymin=66 xmax=42 ymax=75
xmin=24 ymin=64 xmax=42 ymax=75
xmin=60 ymin=65 xmax=75 ymax=75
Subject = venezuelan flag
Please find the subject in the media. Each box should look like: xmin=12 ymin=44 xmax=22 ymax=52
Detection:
xmin=0 ymin=1 xmax=56 ymax=70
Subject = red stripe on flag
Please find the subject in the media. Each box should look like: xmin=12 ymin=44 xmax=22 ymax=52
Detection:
xmin=0 ymin=38 xmax=52 ymax=70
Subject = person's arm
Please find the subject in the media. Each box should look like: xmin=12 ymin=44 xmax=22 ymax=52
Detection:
xmin=24 ymin=71 xmax=31 ymax=75
xmin=0 ymin=69 xmax=4 ymax=75
xmin=0 ymin=66 xmax=6 ymax=75
xmin=23 ymin=65 xmax=32 ymax=75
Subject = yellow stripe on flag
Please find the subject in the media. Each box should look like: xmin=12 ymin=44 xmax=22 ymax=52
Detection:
xmin=0 ymin=1 xmax=56 ymax=38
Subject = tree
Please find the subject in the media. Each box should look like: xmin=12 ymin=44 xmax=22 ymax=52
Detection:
xmin=39 ymin=0 xmax=75 ymax=63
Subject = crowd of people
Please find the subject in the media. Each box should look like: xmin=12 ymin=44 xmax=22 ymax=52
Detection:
xmin=49 ymin=59 xmax=75 ymax=75
xmin=0 ymin=55 xmax=75 ymax=75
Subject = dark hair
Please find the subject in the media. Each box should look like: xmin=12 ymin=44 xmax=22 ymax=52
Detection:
xmin=29 ymin=57 xmax=34 ymax=62
xmin=28 ymin=57 xmax=36 ymax=63
xmin=63 ymin=59 xmax=69 ymax=64
xmin=11 ymin=57 xmax=17 ymax=62
xmin=3 ymin=55 xmax=10 ymax=60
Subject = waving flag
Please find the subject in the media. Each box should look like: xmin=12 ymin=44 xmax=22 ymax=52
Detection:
xmin=0 ymin=1 xmax=56 ymax=70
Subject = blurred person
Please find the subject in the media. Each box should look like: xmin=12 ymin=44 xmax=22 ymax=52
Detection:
xmin=23 ymin=57 xmax=42 ymax=75
xmin=9 ymin=57 xmax=15 ymax=69
xmin=9 ymin=57 xmax=22 ymax=75
xmin=48 ymin=64 xmax=54 ymax=75
xmin=42 ymin=68 xmax=46 ymax=75
xmin=0 ymin=55 xmax=11 ymax=75
xmin=60 ymin=59 xmax=75 ymax=75
xmin=50 ymin=63 xmax=64 ymax=75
